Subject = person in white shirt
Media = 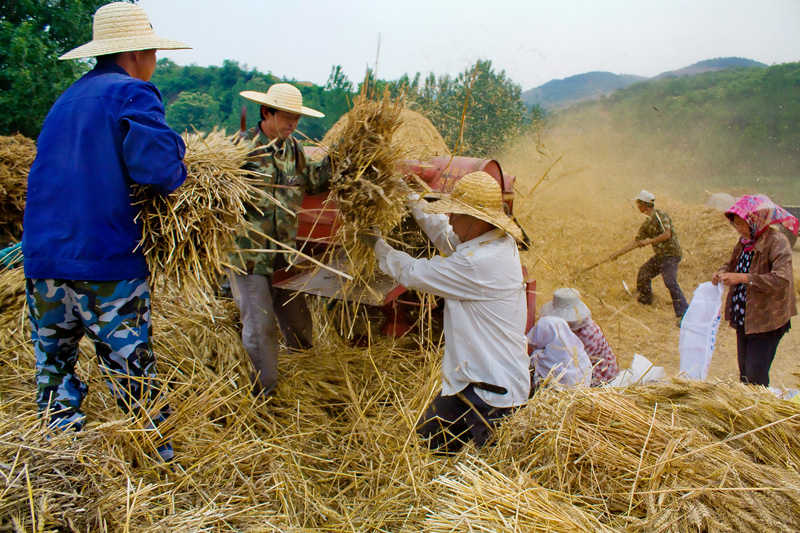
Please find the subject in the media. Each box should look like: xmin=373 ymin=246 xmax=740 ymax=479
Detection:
xmin=360 ymin=171 xmax=530 ymax=453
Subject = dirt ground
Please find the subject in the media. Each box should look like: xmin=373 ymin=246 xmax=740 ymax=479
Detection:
xmin=501 ymin=124 xmax=800 ymax=391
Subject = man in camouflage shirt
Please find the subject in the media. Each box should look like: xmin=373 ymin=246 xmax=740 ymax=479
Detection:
xmin=228 ymin=84 xmax=332 ymax=397
xmin=611 ymin=190 xmax=688 ymax=320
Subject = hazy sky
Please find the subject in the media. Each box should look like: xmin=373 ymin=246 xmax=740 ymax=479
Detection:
xmin=137 ymin=0 xmax=800 ymax=90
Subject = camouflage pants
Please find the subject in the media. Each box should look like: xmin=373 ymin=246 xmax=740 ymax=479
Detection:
xmin=25 ymin=278 xmax=172 ymax=460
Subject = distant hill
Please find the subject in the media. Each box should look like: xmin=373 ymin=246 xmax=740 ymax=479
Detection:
xmin=522 ymin=71 xmax=646 ymax=110
xmin=653 ymin=57 xmax=767 ymax=80
xmin=523 ymin=57 xmax=768 ymax=110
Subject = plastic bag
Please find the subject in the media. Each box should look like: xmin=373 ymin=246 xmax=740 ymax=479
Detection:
xmin=679 ymin=282 xmax=724 ymax=379
xmin=608 ymin=353 xmax=666 ymax=387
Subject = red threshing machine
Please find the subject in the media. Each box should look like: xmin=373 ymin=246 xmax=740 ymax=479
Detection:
xmin=271 ymin=151 xmax=537 ymax=337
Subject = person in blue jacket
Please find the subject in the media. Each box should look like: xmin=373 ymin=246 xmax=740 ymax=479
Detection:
xmin=22 ymin=3 xmax=190 ymax=463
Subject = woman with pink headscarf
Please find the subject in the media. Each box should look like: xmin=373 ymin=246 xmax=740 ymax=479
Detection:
xmin=711 ymin=194 xmax=798 ymax=387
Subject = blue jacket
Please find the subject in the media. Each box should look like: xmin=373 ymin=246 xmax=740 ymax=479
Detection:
xmin=23 ymin=62 xmax=187 ymax=281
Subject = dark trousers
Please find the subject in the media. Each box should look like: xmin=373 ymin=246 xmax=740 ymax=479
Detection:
xmin=416 ymin=384 xmax=512 ymax=454
xmin=736 ymin=324 xmax=788 ymax=387
xmin=637 ymin=255 xmax=688 ymax=317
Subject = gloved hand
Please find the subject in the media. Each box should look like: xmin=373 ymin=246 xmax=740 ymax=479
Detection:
xmin=357 ymin=226 xmax=382 ymax=249
xmin=396 ymin=177 xmax=411 ymax=195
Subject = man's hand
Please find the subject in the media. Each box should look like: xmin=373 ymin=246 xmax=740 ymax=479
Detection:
xmin=357 ymin=226 xmax=382 ymax=249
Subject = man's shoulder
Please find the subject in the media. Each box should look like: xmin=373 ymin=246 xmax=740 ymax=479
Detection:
xmin=64 ymin=69 xmax=158 ymax=105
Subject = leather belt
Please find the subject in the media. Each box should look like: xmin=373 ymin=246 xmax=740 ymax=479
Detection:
xmin=473 ymin=382 xmax=508 ymax=395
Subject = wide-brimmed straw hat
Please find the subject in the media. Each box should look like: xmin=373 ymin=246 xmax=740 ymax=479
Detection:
xmin=240 ymin=84 xmax=324 ymax=118
xmin=540 ymin=288 xmax=591 ymax=324
xmin=423 ymin=171 xmax=523 ymax=241
xmin=59 ymin=3 xmax=190 ymax=60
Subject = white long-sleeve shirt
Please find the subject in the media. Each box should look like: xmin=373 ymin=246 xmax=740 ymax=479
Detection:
xmin=373 ymin=204 xmax=530 ymax=407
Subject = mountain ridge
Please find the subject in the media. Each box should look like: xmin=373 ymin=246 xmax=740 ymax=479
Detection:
xmin=522 ymin=57 xmax=768 ymax=110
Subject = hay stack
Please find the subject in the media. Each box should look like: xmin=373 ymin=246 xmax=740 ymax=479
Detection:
xmin=134 ymin=129 xmax=262 ymax=301
xmin=6 ymin=118 xmax=800 ymax=532
xmin=0 ymin=134 xmax=36 ymax=238
xmin=488 ymin=383 xmax=800 ymax=531
xmin=4 ymin=273 xmax=800 ymax=531
xmin=323 ymin=107 xmax=450 ymax=161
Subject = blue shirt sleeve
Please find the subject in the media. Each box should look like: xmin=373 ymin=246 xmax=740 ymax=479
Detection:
xmin=119 ymin=83 xmax=187 ymax=195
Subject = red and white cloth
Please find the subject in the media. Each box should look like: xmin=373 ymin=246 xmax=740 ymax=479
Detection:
xmin=572 ymin=319 xmax=620 ymax=383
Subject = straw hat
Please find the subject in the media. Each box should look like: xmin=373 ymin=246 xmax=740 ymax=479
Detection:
xmin=59 ymin=3 xmax=190 ymax=60
xmin=423 ymin=171 xmax=523 ymax=241
xmin=540 ymin=288 xmax=591 ymax=324
xmin=240 ymin=84 xmax=324 ymax=118
xmin=634 ymin=190 xmax=656 ymax=204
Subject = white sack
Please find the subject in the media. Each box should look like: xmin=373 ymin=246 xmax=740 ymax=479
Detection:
xmin=679 ymin=282 xmax=724 ymax=380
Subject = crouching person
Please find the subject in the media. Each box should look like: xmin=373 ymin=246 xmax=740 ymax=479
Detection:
xmin=527 ymin=316 xmax=592 ymax=391
xmin=360 ymin=171 xmax=530 ymax=453
xmin=539 ymin=288 xmax=620 ymax=384
xmin=22 ymin=3 xmax=190 ymax=462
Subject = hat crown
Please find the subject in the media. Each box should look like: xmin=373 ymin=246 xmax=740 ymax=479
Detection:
xmin=541 ymin=288 xmax=591 ymax=323
xmin=265 ymin=84 xmax=304 ymax=114
xmin=93 ymin=3 xmax=155 ymax=42
xmin=552 ymin=288 xmax=582 ymax=309
xmin=451 ymin=171 xmax=504 ymax=212
xmin=636 ymin=190 xmax=656 ymax=203
xmin=239 ymin=84 xmax=324 ymax=118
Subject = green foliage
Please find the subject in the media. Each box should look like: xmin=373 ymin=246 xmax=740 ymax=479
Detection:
xmin=396 ymin=60 xmax=536 ymax=158
xmin=165 ymin=91 xmax=220 ymax=134
xmin=0 ymin=0 xmax=133 ymax=137
xmin=591 ymin=63 xmax=800 ymax=178
xmin=152 ymin=60 xmax=354 ymax=142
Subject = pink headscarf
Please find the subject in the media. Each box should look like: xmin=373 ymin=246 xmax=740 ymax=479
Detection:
xmin=725 ymin=194 xmax=798 ymax=251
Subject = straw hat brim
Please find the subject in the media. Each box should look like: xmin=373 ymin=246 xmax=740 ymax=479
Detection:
xmin=423 ymin=196 xmax=523 ymax=242
xmin=59 ymin=36 xmax=191 ymax=60
xmin=540 ymin=300 xmax=591 ymax=324
xmin=240 ymin=90 xmax=324 ymax=118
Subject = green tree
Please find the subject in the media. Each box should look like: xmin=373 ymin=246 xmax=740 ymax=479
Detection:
xmin=406 ymin=59 xmax=531 ymax=157
xmin=0 ymin=0 xmax=136 ymax=138
xmin=166 ymin=91 xmax=221 ymax=133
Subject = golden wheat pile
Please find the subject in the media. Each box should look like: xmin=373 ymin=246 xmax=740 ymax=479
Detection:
xmin=0 ymin=134 xmax=36 ymax=238
xmin=134 ymin=128 xmax=262 ymax=301
xmin=323 ymin=107 xmax=450 ymax=161
xmin=3 ymin=105 xmax=800 ymax=532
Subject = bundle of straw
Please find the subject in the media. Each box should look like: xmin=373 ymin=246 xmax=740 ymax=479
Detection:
xmin=134 ymin=129 xmax=262 ymax=301
xmin=323 ymin=107 xmax=450 ymax=161
xmin=0 ymin=134 xmax=36 ymax=238
xmin=325 ymin=89 xmax=408 ymax=243
xmin=420 ymin=458 xmax=614 ymax=532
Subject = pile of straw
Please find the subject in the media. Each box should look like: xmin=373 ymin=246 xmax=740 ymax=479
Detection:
xmin=0 ymin=134 xmax=36 ymax=238
xmin=4 ymin=107 xmax=800 ymax=532
xmin=488 ymin=383 xmax=800 ymax=531
xmin=3 ymin=263 xmax=800 ymax=531
xmin=134 ymin=129 xmax=262 ymax=300
xmin=323 ymin=107 xmax=450 ymax=161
